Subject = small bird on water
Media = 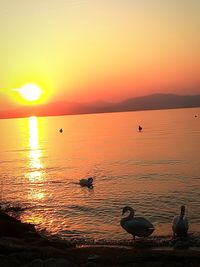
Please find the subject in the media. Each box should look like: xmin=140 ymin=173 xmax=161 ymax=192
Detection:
xmin=138 ymin=125 xmax=143 ymax=132
xmin=59 ymin=128 xmax=63 ymax=133
xmin=79 ymin=177 xmax=94 ymax=188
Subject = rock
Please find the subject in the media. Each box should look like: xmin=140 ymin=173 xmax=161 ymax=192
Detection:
xmin=87 ymin=254 xmax=100 ymax=261
xmin=21 ymin=259 xmax=44 ymax=267
xmin=44 ymin=258 xmax=78 ymax=267
xmin=82 ymin=262 xmax=97 ymax=267
xmin=0 ymin=255 xmax=20 ymax=267
xmin=10 ymin=252 xmax=42 ymax=265
xmin=47 ymin=237 xmax=75 ymax=249
xmin=173 ymin=240 xmax=190 ymax=249
xmin=0 ymin=237 xmax=28 ymax=254
xmin=37 ymin=245 xmax=69 ymax=259
xmin=25 ymin=237 xmax=51 ymax=247
xmin=0 ymin=211 xmax=39 ymax=238
xmin=3 ymin=205 xmax=27 ymax=213
xmin=20 ymin=258 xmax=79 ymax=267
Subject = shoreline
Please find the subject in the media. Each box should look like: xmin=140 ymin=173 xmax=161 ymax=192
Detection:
xmin=1 ymin=210 xmax=200 ymax=266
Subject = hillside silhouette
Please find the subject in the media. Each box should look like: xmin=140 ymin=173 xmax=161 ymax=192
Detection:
xmin=1 ymin=93 xmax=200 ymax=119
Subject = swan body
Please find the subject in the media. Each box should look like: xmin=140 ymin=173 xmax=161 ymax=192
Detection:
xmin=120 ymin=206 xmax=154 ymax=240
xmin=79 ymin=177 xmax=94 ymax=187
xmin=172 ymin=205 xmax=188 ymax=237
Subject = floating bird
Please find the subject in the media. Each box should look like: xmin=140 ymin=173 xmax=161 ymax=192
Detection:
xmin=79 ymin=177 xmax=94 ymax=187
xmin=138 ymin=125 xmax=142 ymax=132
xmin=59 ymin=128 xmax=63 ymax=133
xmin=172 ymin=205 xmax=189 ymax=238
xmin=120 ymin=206 xmax=154 ymax=240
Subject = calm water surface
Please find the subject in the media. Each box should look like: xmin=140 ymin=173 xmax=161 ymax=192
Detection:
xmin=0 ymin=108 xmax=200 ymax=240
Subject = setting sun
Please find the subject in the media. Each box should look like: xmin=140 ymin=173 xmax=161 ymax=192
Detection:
xmin=18 ymin=84 xmax=42 ymax=102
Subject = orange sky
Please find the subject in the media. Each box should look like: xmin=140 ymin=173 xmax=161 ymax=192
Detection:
xmin=0 ymin=0 xmax=200 ymax=113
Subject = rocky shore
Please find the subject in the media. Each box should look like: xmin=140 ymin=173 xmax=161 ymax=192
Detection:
xmin=1 ymin=208 xmax=200 ymax=267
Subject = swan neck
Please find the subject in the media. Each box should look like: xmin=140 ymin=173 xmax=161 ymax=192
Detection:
xmin=127 ymin=208 xmax=134 ymax=219
xmin=180 ymin=207 xmax=185 ymax=218
xmin=180 ymin=210 xmax=185 ymax=218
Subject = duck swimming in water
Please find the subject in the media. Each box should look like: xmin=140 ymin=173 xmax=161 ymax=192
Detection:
xmin=120 ymin=206 xmax=154 ymax=240
xmin=79 ymin=177 xmax=94 ymax=187
xmin=172 ymin=205 xmax=189 ymax=238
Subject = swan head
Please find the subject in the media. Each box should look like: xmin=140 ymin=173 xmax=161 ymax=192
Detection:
xmin=88 ymin=177 xmax=93 ymax=184
xmin=122 ymin=206 xmax=135 ymax=216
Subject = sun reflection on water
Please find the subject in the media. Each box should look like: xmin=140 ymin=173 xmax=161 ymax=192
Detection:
xmin=28 ymin=188 xmax=44 ymax=200
xmin=26 ymin=116 xmax=45 ymax=201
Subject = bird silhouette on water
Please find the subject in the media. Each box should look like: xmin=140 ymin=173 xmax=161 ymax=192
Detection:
xmin=79 ymin=177 xmax=94 ymax=188
xmin=138 ymin=125 xmax=143 ymax=132
xmin=59 ymin=128 xmax=63 ymax=133
xmin=120 ymin=206 xmax=154 ymax=240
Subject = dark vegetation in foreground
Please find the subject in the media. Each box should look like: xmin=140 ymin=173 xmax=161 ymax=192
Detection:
xmin=0 ymin=204 xmax=200 ymax=267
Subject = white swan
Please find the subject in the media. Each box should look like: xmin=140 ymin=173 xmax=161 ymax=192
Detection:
xmin=79 ymin=177 xmax=94 ymax=187
xmin=172 ymin=205 xmax=189 ymax=238
xmin=120 ymin=206 xmax=155 ymax=240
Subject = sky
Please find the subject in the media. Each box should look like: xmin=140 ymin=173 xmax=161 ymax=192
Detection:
xmin=0 ymin=0 xmax=200 ymax=113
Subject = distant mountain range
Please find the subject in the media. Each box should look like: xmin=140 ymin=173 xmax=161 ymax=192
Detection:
xmin=1 ymin=93 xmax=200 ymax=119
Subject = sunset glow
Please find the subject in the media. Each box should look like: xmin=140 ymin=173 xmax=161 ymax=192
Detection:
xmin=0 ymin=1 xmax=200 ymax=118
xmin=1 ymin=1 xmax=200 ymax=256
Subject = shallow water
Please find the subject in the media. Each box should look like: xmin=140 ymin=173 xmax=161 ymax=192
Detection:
xmin=0 ymin=108 xmax=200 ymax=240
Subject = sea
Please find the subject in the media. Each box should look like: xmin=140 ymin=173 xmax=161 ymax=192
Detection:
xmin=0 ymin=107 xmax=200 ymax=241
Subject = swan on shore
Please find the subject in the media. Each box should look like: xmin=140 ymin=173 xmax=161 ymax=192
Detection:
xmin=120 ymin=206 xmax=155 ymax=240
xmin=172 ymin=205 xmax=189 ymax=238
xmin=79 ymin=177 xmax=94 ymax=187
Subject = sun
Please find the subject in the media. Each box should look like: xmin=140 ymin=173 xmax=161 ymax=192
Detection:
xmin=18 ymin=83 xmax=42 ymax=101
